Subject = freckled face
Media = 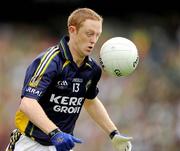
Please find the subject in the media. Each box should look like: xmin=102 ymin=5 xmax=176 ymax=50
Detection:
xmin=70 ymin=19 xmax=102 ymax=58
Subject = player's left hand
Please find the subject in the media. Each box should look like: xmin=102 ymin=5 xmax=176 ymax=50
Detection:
xmin=110 ymin=130 xmax=132 ymax=151
xmin=49 ymin=128 xmax=82 ymax=151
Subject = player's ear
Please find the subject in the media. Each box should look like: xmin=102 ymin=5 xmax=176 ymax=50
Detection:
xmin=68 ymin=26 xmax=77 ymax=34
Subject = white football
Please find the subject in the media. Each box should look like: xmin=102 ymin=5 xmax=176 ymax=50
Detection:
xmin=99 ymin=37 xmax=139 ymax=77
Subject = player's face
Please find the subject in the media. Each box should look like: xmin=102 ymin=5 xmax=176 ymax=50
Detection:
xmin=70 ymin=19 xmax=102 ymax=58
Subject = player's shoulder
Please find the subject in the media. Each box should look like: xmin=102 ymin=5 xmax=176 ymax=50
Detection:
xmin=29 ymin=45 xmax=62 ymax=71
xmin=36 ymin=45 xmax=60 ymax=60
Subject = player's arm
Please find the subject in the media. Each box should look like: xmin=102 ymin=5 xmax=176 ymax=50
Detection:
xmin=19 ymin=97 xmax=82 ymax=150
xmin=19 ymin=47 xmax=60 ymax=134
xmin=19 ymin=97 xmax=57 ymax=134
xmin=84 ymin=97 xmax=132 ymax=151
xmin=19 ymin=47 xmax=82 ymax=150
xmin=84 ymin=97 xmax=117 ymax=134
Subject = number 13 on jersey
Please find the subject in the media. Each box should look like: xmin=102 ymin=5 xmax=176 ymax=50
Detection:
xmin=72 ymin=83 xmax=80 ymax=92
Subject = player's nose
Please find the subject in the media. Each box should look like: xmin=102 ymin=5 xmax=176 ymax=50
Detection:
xmin=90 ymin=35 xmax=98 ymax=44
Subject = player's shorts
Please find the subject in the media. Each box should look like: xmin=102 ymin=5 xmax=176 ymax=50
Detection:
xmin=6 ymin=129 xmax=73 ymax=151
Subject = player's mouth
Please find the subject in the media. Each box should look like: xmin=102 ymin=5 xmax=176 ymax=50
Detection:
xmin=88 ymin=46 xmax=93 ymax=50
xmin=86 ymin=46 xmax=93 ymax=53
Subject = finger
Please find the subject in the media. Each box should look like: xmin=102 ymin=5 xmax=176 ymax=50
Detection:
xmin=72 ymin=136 xmax=83 ymax=143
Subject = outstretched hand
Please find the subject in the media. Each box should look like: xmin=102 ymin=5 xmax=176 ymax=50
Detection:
xmin=50 ymin=129 xmax=82 ymax=151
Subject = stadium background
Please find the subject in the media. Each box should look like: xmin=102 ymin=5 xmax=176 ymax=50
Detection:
xmin=0 ymin=0 xmax=180 ymax=150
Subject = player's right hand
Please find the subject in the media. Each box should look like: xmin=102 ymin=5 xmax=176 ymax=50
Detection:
xmin=110 ymin=130 xmax=132 ymax=151
xmin=49 ymin=128 xmax=82 ymax=151
xmin=111 ymin=134 xmax=132 ymax=151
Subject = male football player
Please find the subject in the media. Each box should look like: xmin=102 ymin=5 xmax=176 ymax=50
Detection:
xmin=6 ymin=8 xmax=132 ymax=151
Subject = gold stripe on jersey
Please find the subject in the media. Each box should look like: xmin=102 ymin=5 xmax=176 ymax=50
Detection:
xmin=15 ymin=110 xmax=29 ymax=135
xmin=34 ymin=47 xmax=58 ymax=77
xmin=33 ymin=47 xmax=53 ymax=77
xmin=85 ymin=63 xmax=92 ymax=68
xmin=29 ymin=125 xmax=35 ymax=139
xmin=41 ymin=51 xmax=59 ymax=75
xmin=29 ymin=47 xmax=60 ymax=87
xmin=62 ymin=60 xmax=71 ymax=70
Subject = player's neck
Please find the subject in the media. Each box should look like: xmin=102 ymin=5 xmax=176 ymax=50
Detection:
xmin=68 ymin=42 xmax=85 ymax=67
xmin=72 ymin=53 xmax=85 ymax=67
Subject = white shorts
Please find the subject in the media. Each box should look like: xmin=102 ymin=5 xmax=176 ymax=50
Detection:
xmin=6 ymin=129 xmax=73 ymax=151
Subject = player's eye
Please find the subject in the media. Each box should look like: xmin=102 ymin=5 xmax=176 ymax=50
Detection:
xmin=86 ymin=32 xmax=94 ymax=37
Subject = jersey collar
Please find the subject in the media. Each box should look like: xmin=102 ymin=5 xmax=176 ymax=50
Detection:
xmin=59 ymin=36 xmax=73 ymax=61
xmin=59 ymin=36 xmax=92 ymax=69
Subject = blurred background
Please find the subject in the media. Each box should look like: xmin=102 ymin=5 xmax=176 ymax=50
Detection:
xmin=0 ymin=0 xmax=180 ymax=151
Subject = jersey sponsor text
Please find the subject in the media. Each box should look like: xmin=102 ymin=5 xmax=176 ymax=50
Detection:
xmin=50 ymin=94 xmax=84 ymax=113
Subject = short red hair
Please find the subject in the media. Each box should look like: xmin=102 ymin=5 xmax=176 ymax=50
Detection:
xmin=68 ymin=8 xmax=103 ymax=31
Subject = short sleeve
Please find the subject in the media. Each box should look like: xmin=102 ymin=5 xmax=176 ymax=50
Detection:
xmin=85 ymin=66 xmax=102 ymax=99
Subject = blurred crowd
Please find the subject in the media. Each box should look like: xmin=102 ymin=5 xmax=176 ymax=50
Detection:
xmin=0 ymin=14 xmax=180 ymax=151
